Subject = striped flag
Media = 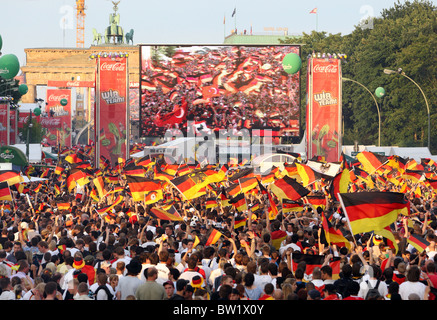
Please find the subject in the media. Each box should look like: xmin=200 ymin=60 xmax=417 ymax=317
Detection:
xmin=229 ymin=193 xmax=247 ymax=212
xmin=57 ymin=202 xmax=70 ymax=211
xmin=271 ymin=229 xmax=287 ymax=250
xmin=292 ymin=252 xmax=341 ymax=280
xmin=149 ymin=206 xmax=183 ymax=221
xmin=126 ymin=176 xmax=161 ymax=202
xmin=144 ymin=190 xmax=163 ymax=205
xmin=205 ymin=197 xmax=218 ymax=210
xmin=295 ymin=163 xmax=321 ymax=187
xmin=234 ymin=216 xmax=247 ymax=229
xmin=282 ymin=199 xmax=304 ymax=213
xmin=0 ymin=182 xmax=12 ymax=201
xmin=338 ymin=192 xmax=409 ymax=235
xmin=205 ymin=228 xmax=223 ymax=246
xmin=169 ymin=175 xmax=200 ymax=200
xmin=0 ymin=170 xmax=24 ymax=186
xmin=329 ymin=168 xmax=351 ymax=201
xmin=407 ymin=233 xmax=430 ymax=253
xmin=321 ymin=211 xmax=350 ymax=248
xmin=93 ymin=176 xmax=106 ymax=199
xmin=356 ymin=151 xmax=388 ymax=174
xmin=270 ymin=175 xmax=310 ymax=201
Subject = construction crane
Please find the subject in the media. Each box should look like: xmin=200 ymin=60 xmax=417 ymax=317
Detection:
xmin=76 ymin=0 xmax=86 ymax=48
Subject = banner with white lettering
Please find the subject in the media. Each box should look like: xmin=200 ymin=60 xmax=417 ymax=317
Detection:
xmin=42 ymin=89 xmax=72 ymax=147
xmin=9 ymin=109 xmax=16 ymax=145
xmin=306 ymin=58 xmax=342 ymax=162
xmin=0 ymin=104 xmax=8 ymax=145
xmin=95 ymin=57 xmax=129 ymax=167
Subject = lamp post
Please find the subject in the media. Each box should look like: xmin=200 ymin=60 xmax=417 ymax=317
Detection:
xmin=342 ymin=77 xmax=382 ymax=147
xmin=384 ymin=68 xmax=430 ymax=150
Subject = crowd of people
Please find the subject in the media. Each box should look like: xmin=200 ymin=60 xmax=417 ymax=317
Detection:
xmin=0 ymin=146 xmax=436 ymax=302
xmin=140 ymin=45 xmax=300 ymax=139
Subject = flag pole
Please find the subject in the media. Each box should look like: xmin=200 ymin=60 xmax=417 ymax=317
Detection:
xmin=337 ymin=192 xmax=359 ymax=248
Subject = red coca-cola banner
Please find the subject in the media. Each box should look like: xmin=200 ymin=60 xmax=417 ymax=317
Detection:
xmin=9 ymin=110 xmax=16 ymax=145
xmin=18 ymin=111 xmax=40 ymax=129
xmin=42 ymin=89 xmax=72 ymax=147
xmin=0 ymin=104 xmax=8 ymax=145
xmin=306 ymin=58 xmax=342 ymax=162
xmin=47 ymin=80 xmax=95 ymax=88
xmin=95 ymin=57 xmax=129 ymax=167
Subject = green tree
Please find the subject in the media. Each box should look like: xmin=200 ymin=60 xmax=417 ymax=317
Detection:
xmin=281 ymin=0 xmax=437 ymax=152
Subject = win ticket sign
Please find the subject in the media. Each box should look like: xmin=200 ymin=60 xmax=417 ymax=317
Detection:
xmin=42 ymin=89 xmax=72 ymax=148
xmin=95 ymin=57 xmax=129 ymax=167
xmin=306 ymin=58 xmax=342 ymax=162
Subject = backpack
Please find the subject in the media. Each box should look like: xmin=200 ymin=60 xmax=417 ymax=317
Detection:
xmin=94 ymin=285 xmax=114 ymax=300
xmin=365 ymin=280 xmax=381 ymax=300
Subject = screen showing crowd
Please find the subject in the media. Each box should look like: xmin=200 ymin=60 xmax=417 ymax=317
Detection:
xmin=139 ymin=45 xmax=300 ymax=138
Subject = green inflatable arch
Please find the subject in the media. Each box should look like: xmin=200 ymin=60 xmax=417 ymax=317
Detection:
xmin=0 ymin=146 xmax=28 ymax=167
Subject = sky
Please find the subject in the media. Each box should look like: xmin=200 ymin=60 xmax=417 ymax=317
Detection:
xmin=0 ymin=0 xmax=431 ymax=68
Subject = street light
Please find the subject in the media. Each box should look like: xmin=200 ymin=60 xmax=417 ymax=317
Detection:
xmin=384 ymin=68 xmax=430 ymax=150
xmin=342 ymin=77 xmax=382 ymax=146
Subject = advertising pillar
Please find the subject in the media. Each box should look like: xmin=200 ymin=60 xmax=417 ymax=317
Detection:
xmin=306 ymin=58 xmax=342 ymax=162
xmin=95 ymin=56 xmax=129 ymax=167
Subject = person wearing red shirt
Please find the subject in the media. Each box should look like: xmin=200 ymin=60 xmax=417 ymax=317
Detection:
xmin=323 ymin=284 xmax=340 ymax=300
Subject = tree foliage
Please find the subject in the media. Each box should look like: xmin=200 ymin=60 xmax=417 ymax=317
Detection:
xmin=281 ymin=0 xmax=437 ymax=152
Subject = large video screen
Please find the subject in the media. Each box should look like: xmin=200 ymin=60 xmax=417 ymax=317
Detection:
xmin=139 ymin=45 xmax=300 ymax=138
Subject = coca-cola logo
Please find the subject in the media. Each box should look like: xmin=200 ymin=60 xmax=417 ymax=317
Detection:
xmin=40 ymin=118 xmax=61 ymax=127
xmin=48 ymin=94 xmax=70 ymax=102
xmin=66 ymin=81 xmax=80 ymax=87
xmin=100 ymin=62 xmax=126 ymax=72
xmin=313 ymin=64 xmax=338 ymax=73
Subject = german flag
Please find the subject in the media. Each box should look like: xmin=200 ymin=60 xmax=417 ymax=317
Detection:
xmin=238 ymin=177 xmax=258 ymax=194
xmin=0 ymin=182 xmax=12 ymax=201
xmin=407 ymin=233 xmax=430 ymax=253
xmin=229 ymin=167 xmax=254 ymax=182
xmin=105 ymin=174 xmax=119 ymax=185
xmin=0 ymin=170 xmax=24 ymax=186
xmin=329 ymin=168 xmax=351 ymax=201
xmin=234 ymin=216 xmax=247 ymax=229
xmin=321 ymin=212 xmax=350 ymax=247
xmin=57 ymin=202 xmax=70 ymax=211
xmin=205 ymin=197 xmax=218 ymax=210
xmin=34 ymin=183 xmax=44 ymax=193
xmin=205 ymin=228 xmax=224 ymax=246
xmin=169 ymin=175 xmax=199 ymax=200
xmin=126 ymin=175 xmax=161 ymax=202
xmin=123 ymin=164 xmax=146 ymax=177
xmin=229 ymin=193 xmax=247 ymax=212
xmin=219 ymin=188 xmax=231 ymax=207
xmin=54 ymin=183 xmax=61 ymax=196
xmin=144 ymin=190 xmax=163 ymax=205
xmin=282 ymin=199 xmax=304 ymax=213
xmin=93 ymin=176 xmax=106 ymax=199
xmin=292 ymin=252 xmax=341 ymax=280
xmin=295 ymin=163 xmax=320 ymax=186
xmin=149 ymin=206 xmax=183 ymax=221
xmin=402 ymin=170 xmax=424 ymax=183
xmin=154 ymin=166 xmax=174 ymax=182
xmin=54 ymin=164 xmax=64 ymax=176
xmin=338 ymin=192 xmax=409 ymax=235
xmin=356 ymin=151 xmax=388 ymax=174
xmin=271 ymin=229 xmax=287 ymax=250
xmin=225 ymin=182 xmax=242 ymax=197
xmin=425 ymin=178 xmax=437 ymax=191
xmin=66 ymin=169 xmax=89 ymax=191
xmin=40 ymin=168 xmax=50 ymax=178
xmin=65 ymin=153 xmax=85 ymax=164
xmin=270 ymin=175 xmax=310 ymax=201
xmin=136 ymin=156 xmax=154 ymax=168
xmin=176 ymin=164 xmax=191 ymax=176
xmin=305 ymin=195 xmax=327 ymax=211
xmin=100 ymin=156 xmax=111 ymax=171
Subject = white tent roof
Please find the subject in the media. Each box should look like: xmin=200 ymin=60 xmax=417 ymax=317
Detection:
xmin=10 ymin=144 xmax=42 ymax=163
